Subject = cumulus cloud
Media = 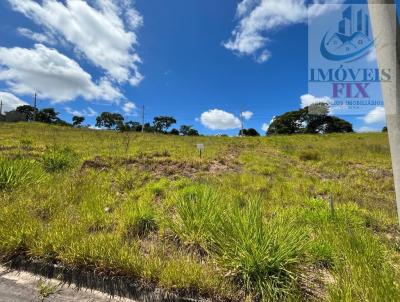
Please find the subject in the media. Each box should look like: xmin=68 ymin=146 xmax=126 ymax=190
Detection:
xmin=122 ymin=101 xmax=137 ymax=115
xmin=224 ymin=0 xmax=343 ymax=62
xmin=8 ymin=0 xmax=143 ymax=86
xmin=0 ymin=44 xmax=122 ymax=103
xmin=300 ymin=94 xmax=332 ymax=108
xmin=362 ymin=106 xmax=386 ymax=124
xmin=200 ymin=109 xmax=241 ymax=130
xmin=65 ymin=106 xmax=97 ymax=117
xmin=241 ymin=111 xmax=254 ymax=120
xmin=261 ymin=116 xmax=275 ymax=132
xmin=0 ymin=91 xmax=28 ymax=113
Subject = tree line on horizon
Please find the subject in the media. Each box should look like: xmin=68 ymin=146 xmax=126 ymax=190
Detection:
xmin=5 ymin=103 xmax=387 ymax=135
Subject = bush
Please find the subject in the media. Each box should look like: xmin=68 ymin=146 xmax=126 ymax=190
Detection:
xmin=42 ymin=148 xmax=76 ymax=172
xmin=0 ymin=159 xmax=40 ymax=191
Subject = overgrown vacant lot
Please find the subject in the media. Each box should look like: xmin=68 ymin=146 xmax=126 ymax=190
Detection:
xmin=0 ymin=122 xmax=399 ymax=301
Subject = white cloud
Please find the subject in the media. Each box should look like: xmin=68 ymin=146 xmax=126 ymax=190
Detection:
xmin=65 ymin=106 xmax=97 ymax=117
xmin=0 ymin=44 xmax=122 ymax=103
xmin=224 ymin=0 xmax=343 ymax=62
xmin=261 ymin=116 xmax=275 ymax=132
xmin=362 ymin=106 xmax=386 ymax=124
xmin=17 ymin=27 xmax=56 ymax=45
xmin=300 ymin=94 xmax=331 ymax=108
xmin=122 ymin=101 xmax=137 ymax=115
xmin=8 ymin=0 xmax=143 ymax=86
xmin=356 ymin=126 xmax=380 ymax=133
xmin=241 ymin=111 xmax=253 ymax=120
xmin=0 ymin=91 xmax=28 ymax=113
xmin=200 ymin=109 xmax=241 ymax=130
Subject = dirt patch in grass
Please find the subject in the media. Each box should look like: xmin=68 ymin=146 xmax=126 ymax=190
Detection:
xmin=300 ymin=266 xmax=335 ymax=301
xmin=81 ymin=156 xmax=111 ymax=171
xmin=81 ymin=156 xmax=240 ymax=178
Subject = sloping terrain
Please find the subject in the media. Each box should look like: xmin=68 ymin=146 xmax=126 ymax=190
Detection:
xmin=0 ymin=122 xmax=399 ymax=301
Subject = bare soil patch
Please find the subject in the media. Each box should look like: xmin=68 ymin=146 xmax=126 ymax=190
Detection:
xmin=81 ymin=155 xmax=240 ymax=178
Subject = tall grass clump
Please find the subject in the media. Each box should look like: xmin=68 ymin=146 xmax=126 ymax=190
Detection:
xmin=0 ymin=159 xmax=40 ymax=191
xmin=207 ymin=199 xmax=308 ymax=301
xmin=121 ymin=198 xmax=158 ymax=240
xmin=170 ymin=185 xmax=221 ymax=247
xmin=42 ymin=147 xmax=76 ymax=172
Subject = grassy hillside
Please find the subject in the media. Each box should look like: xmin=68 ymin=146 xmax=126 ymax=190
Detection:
xmin=0 ymin=122 xmax=399 ymax=301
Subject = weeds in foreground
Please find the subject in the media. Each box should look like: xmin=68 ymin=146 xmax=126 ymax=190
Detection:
xmin=170 ymin=186 xmax=220 ymax=247
xmin=172 ymin=187 xmax=307 ymax=301
xmin=0 ymin=159 xmax=41 ymax=191
xmin=207 ymin=200 xmax=307 ymax=301
xmin=42 ymin=148 xmax=76 ymax=172
xmin=37 ymin=278 xmax=60 ymax=300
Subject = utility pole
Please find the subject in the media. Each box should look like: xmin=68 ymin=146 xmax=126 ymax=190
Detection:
xmin=141 ymin=104 xmax=145 ymax=133
xmin=33 ymin=93 xmax=37 ymax=122
xmin=368 ymin=1 xmax=400 ymax=224
xmin=240 ymin=110 xmax=244 ymax=137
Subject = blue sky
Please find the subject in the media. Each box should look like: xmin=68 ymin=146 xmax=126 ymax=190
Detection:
xmin=0 ymin=0 xmax=398 ymax=135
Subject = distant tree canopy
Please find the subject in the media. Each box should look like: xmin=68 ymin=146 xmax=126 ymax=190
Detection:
xmin=36 ymin=108 xmax=61 ymax=124
xmin=180 ymin=125 xmax=199 ymax=136
xmin=16 ymin=105 xmax=37 ymax=121
xmin=152 ymin=116 xmax=176 ymax=133
xmin=267 ymin=103 xmax=353 ymax=135
xmin=15 ymin=105 xmax=69 ymax=125
xmin=72 ymin=116 xmax=85 ymax=127
xmin=239 ymin=128 xmax=260 ymax=137
xmin=96 ymin=112 xmax=124 ymax=129
xmin=382 ymin=126 xmax=388 ymax=132
xmin=169 ymin=128 xmax=180 ymax=135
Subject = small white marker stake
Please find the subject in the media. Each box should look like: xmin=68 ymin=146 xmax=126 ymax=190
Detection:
xmin=196 ymin=143 xmax=204 ymax=158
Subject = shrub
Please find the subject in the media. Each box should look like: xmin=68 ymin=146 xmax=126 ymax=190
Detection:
xmin=0 ymin=159 xmax=40 ymax=191
xmin=42 ymin=148 xmax=75 ymax=172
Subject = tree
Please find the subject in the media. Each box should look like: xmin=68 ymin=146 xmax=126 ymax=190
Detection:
xmin=179 ymin=125 xmax=199 ymax=136
xmin=239 ymin=128 xmax=260 ymax=136
xmin=16 ymin=105 xmax=37 ymax=121
xmin=169 ymin=128 xmax=180 ymax=135
xmin=36 ymin=108 xmax=60 ymax=124
xmin=153 ymin=116 xmax=176 ymax=133
xmin=126 ymin=121 xmax=142 ymax=132
xmin=96 ymin=112 xmax=124 ymax=129
xmin=382 ymin=126 xmax=388 ymax=132
xmin=267 ymin=103 xmax=353 ymax=135
xmin=143 ymin=123 xmax=155 ymax=133
xmin=72 ymin=116 xmax=85 ymax=127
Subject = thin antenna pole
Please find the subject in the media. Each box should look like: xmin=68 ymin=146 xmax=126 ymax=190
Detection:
xmin=33 ymin=93 xmax=37 ymax=122
xmin=141 ymin=105 xmax=145 ymax=133
xmin=240 ymin=110 xmax=244 ymax=137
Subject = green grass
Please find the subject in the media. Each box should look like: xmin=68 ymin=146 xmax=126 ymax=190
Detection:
xmin=0 ymin=122 xmax=399 ymax=301
xmin=0 ymin=158 xmax=41 ymax=191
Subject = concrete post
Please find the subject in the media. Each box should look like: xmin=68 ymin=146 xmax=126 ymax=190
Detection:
xmin=368 ymin=1 xmax=400 ymax=224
